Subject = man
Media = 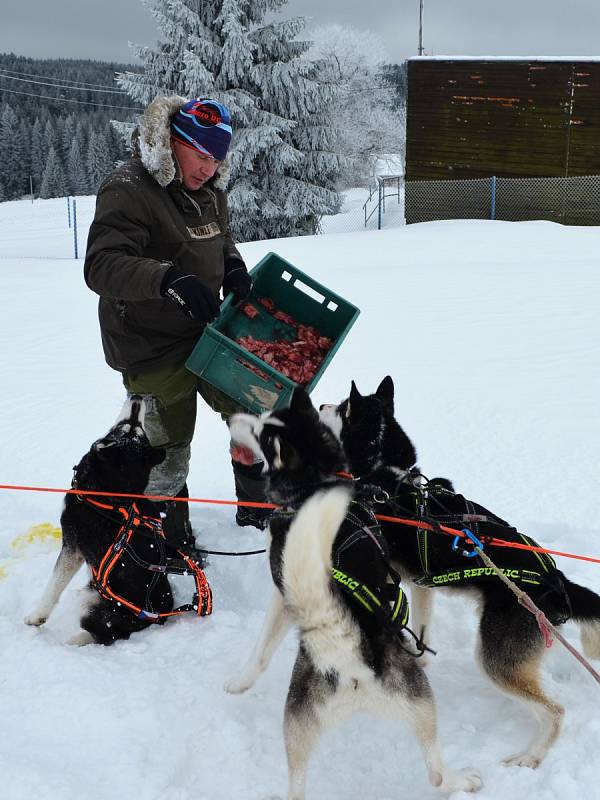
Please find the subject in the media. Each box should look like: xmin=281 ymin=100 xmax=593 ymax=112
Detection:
xmin=84 ymin=96 xmax=269 ymax=543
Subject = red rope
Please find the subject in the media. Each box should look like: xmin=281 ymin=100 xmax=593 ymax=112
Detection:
xmin=374 ymin=513 xmax=600 ymax=565
xmin=0 ymin=483 xmax=598 ymax=566
xmin=0 ymin=484 xmax=277 ymax=509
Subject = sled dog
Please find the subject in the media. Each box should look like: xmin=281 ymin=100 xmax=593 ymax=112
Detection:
xmin=320 ymin=376 xmax=600 ymax=768
xmin=224 ymin=387 xmax=481 ymax=800
xmin=25 ymin=397 xmax=211 ymax=645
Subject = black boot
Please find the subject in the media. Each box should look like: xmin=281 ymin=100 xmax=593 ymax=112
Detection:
xmin=159 ymin=483 xmax=195 ymax=549
xmin=232 ymin=460 xmax=271 ymax=531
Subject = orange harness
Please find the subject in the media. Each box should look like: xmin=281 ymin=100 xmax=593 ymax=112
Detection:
xmin=85 ymin=497 xmax=212 ymax=622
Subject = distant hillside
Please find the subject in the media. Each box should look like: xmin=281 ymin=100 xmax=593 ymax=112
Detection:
xmin=0 ymin=53 xmax=143 ymax=201
xmin=0 ymin=52 xmax=142 ymax=120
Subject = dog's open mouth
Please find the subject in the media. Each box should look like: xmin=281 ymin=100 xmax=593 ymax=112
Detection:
xmin=230 ymin=445 xmax=256 ymax=466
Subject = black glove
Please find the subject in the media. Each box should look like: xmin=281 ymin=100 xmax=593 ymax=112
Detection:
xmin=160 ymin=265 xmax=220 ymax=323
xmin=222 ymin=259 xmax=252 ymax=305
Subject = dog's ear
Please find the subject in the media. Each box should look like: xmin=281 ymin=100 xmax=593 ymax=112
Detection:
xmin=376 ymin=376 xmax=395 ymax=409
xmin=349 ymin=381 xmax=362 ymax=402
xmin=290 ymin=387 xmax=318 ymax=419
xmin=346 ymin=380 xmax=366 ymax=421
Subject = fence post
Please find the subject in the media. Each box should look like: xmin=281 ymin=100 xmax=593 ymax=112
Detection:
xmin=67 ymin=196 xmax=71 ymax=228
xmin=73 ymin=198 xmax=78 ymax=259
xmin=378 ymin=180 xmax=382 ymax=230
xmin=490 ymin=176 xmax=497 ymax=220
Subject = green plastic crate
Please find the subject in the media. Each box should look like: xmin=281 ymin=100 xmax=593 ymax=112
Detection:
xmin=185 ymin=252 xmax=360 ymax=414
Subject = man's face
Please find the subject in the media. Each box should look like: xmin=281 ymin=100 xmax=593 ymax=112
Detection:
xmin=171 ymin=138 xmax=220 ymax=191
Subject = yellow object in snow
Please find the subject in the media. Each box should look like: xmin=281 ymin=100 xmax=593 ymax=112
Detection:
xmin=0 ymin=564 xmax=7 ymax=581
xmin=11 ymin=522 xmax=62 ymax=552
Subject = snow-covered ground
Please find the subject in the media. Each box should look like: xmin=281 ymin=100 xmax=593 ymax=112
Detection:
xmin=0 ymin=196 xmax=599 ymax=800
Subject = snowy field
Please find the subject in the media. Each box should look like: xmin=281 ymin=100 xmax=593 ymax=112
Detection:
xmin=0 ymin=195 xmax=599 ymax=800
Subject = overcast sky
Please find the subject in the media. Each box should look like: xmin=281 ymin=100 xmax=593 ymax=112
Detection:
xmin=2 ymin=0 xmax=600 ymax=65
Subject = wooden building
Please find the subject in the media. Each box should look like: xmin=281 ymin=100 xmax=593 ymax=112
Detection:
xmin=405 ymin=56 xmax=600 ymax=225
xmin=404 ymin=57 xmax=600 ymax=225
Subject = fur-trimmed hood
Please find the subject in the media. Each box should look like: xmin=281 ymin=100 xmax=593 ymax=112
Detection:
xmin=133 ymin=95 xmax=231 ymax=190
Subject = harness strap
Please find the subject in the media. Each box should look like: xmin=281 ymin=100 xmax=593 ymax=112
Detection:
xmin=331 ymin=566 xmax=410 ymax=629
xmin=381 ymin=480 xmax=567 ymax=603
xmin=88 ymin=498 xmax=212 ymax=622
xmin=412 ymin=565 xmax=547 ymax=588
xmin=331 ymin=497 xmax=409 ymax=631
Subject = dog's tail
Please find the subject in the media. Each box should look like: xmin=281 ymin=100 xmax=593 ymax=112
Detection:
xmin=564 ymin=577 xmax=600 ymax=660
xmin=281 ymin=487 xmax=367 ymax=677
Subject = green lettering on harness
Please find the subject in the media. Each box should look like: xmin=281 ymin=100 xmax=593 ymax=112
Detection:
xmin=416 ymin=566 xmax=542 ymax=588
xmin=331 ymin=568 xmax=360 ymax=591
xmin=432 ymin=571 xmax=461 ymax=585
xmin=331 ymin=568 xmax=409 ymax=629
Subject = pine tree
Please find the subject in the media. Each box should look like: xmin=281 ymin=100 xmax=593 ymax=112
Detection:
xmin=106 ymin=121 xmax=127 ymax=166
xmin=67 ymin=131 xmax=88 ymax=194
xmin=119 ymin=0 xmax=344 ymax=241
xmin=0 ymin=178 xmax=6 ymax=202
xmin=55 ymin=116 xmax=66 ymax=160
xmin=43 ymin=118 xmax=59 ymax=159
xmin=87 ymin=129 xmax=114 ymax=191
xmin=0 ymin=105 xmax=22 ymax=199
xmin=16 ymin=118 xmax=31 ymax=197
xmin=308 ymin=25 xmax=405 ymax=186
xmin=75 ymin=120 xmax=88 ymax=161
xmin=39 ymin=145 xmax=69 ymax=199
xmin=30 ymin=117 xmax=45 ymax=193
xmin=119 ymin=0 xmax=199 ymax=104
xmin=62 ymin=114 xmax=77 ymax=160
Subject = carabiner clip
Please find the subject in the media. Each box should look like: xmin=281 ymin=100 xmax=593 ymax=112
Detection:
xmin=452 ymin=527 xmax=484 ymax=558
xmin=373 ymin=490 xmax=390 ymax=504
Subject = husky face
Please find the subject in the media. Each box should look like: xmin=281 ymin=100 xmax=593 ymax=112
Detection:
xmin=320 ymin=376 xmax=417 ymax=475
xmin=84 ymin=396 xmax=166 ymax=493
xmin=229 ymin=388 xmax=346 ymax=482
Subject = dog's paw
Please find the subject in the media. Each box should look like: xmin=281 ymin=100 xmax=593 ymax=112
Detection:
xmin=24 ymin=612 xmax=47 ymax=627
xmin=438 ymin=767 xmax=482 ymax=793
xmin=503 ymin=752 xmax=542 ymax=769
xmin=66 ymin=630 xmax=95 ymax=647
xmin=223 ymin=670 xmax=257 ymax=694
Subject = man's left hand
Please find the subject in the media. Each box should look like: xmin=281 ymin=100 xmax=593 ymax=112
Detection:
xmin=222 ymin=260 xmax=252 ymax=305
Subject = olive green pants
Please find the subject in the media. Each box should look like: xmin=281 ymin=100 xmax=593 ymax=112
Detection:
xmin=123 ymin=361 xmax=265 ymax=503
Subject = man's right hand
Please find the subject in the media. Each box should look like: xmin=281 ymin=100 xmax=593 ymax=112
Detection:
xmin=160 ymin=265 xmax=220 ymax=323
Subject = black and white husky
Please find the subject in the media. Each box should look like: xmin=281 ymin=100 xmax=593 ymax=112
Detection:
xmin=224 ymin=387 xmax=481 ymax=800
xmin=320 ymin=376 xmax=600 ymax=769
xmin=24 ymin=398 xmax=172 ymax=645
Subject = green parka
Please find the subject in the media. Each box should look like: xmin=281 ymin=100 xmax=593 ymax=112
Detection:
xmin=84 ymin=95 xmax=243 ymax=374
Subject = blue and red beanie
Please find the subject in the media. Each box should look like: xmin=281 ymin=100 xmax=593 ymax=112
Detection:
xmin=170 ymin=99 xmax=232 ymax=161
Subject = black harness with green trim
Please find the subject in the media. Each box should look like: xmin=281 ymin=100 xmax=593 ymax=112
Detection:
xmin=270 ymin=479 xmax=413 ymax=642
xmin=329 ymin=493 xmax=410 ymax=632
xmin=375 ymin=473 xmax=572 ymax=623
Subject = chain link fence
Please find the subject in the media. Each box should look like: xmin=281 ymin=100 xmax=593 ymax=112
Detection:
xmin=319 ymin=177 xmax=405 ymax=235
xmin=405 ymin=174 xmax=600 ymax=226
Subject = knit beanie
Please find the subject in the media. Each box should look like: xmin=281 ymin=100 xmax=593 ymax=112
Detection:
xmin=170 ymin=99 xmax=232 ymax=161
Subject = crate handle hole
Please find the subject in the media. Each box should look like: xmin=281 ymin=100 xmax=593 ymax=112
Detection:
xmin=326 ymin=300 xmax=338 ymax=311
xmin=282 ymin=271 xmax=292 ymax=282
xmin=292 ymin=278 xmax=325 ymax=304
